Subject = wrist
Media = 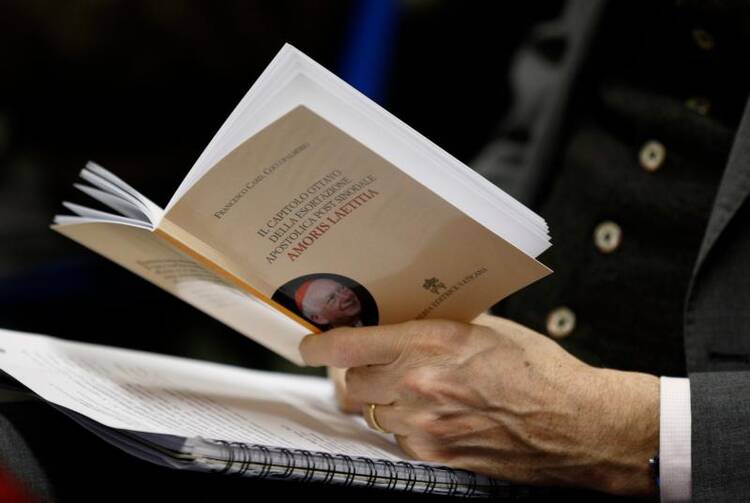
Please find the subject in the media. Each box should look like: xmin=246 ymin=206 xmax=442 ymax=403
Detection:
xmin=587 ymin=368 xmax=660 ymax=498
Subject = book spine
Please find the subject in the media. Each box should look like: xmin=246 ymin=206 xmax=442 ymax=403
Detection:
xmin=184 ymin=438 xmax=516 ymax=498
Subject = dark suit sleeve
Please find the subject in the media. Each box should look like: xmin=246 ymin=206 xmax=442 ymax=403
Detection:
xmin=686 ymin=189 xmax=750 ymax=502
xmin=690 ymin=372 xmax=750 ymax=502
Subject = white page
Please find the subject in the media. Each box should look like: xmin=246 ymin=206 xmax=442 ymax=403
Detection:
xmin=166 ymin=45 xmax=550 ymax=258
xmin=52 ymin=216 xmax=153 ymax=230
xmin=73 ymin=184 xmax=149 ymax=221
xmin=84 ymin=161 xmax=163 ymax=222
xmin=0 ymin=328 xmax=404 ymax=460
xmin=61 ymin=202 xmax=153 ymax=229
xmin=78 ymin=167 xmax=159 ymax=224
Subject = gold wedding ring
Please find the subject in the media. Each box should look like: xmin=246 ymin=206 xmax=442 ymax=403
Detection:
xmin=368 ymin=403 xmax=390 ymax=434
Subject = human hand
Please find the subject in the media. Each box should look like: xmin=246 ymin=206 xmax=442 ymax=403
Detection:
xmin=302 ymin=314 xmax=659 ymax=497
xmin=327 ymin=365 xmax=361 ymax=413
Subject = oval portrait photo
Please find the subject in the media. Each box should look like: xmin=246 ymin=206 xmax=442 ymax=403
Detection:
xmin=272 ymin=273 xmax=379 ymax=331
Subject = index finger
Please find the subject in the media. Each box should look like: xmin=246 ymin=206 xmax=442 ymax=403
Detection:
xmin=299 ymin=322 xmax=413 ymax=368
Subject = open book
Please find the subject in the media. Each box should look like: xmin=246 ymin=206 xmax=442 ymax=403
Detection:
xmin=0 ymin=328 xmax=538 ymax=497
xmin=52 ymin=44 xmax=551 ymax=365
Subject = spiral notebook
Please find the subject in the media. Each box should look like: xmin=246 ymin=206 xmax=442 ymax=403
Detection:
xmin=0 ymin=328 xmax=541 ymax=498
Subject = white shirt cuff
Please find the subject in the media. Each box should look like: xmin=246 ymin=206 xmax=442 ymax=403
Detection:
xmin=659 ymin=376 xmax=691 ymax=502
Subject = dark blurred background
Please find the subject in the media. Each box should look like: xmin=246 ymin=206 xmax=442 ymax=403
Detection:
xmin=0 ymin=0 xmax=563 ymax=373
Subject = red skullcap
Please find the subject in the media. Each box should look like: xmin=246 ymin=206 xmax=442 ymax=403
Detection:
xmin=295 ymin=280 xmax=315 ymax=313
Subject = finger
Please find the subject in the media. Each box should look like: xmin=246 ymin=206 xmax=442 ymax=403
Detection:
xmin=395 ymin=434 xmax=445 ymax=464
xmin=361 ymin=402 xmax=408 ymax=436
xmin=471 ymin=312 xmax=523 ymax=334
xmin=470 ymin=312 xmax=496 ymax=328
xmin=328 ymin=367 xmax=362 ymax=413
xmin=395 ymin=434 xmax=418 ymax=459
xmin=345 ymin=365 xmax=400 ymax=405
xmin=299 ymin=322 xmax=417 ymax=368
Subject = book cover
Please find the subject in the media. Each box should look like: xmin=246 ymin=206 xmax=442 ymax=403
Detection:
xmin=52 ymin=45 xmax=551 ymax=365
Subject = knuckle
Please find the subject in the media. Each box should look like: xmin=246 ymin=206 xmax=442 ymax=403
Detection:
xmin=400 ymin=367 xmax=442 ymax=398
xmin=418 ymin=415 xmax=450 ymax=439
xmin=423 ymin=415 xmax=475 ymax=441
xmin=400 ymin=319 xmax=424 ymax=335
xmin=417 ymin=412 xmax=465 ymax=442
xmin=429 ymin=423 xmax=455 ymax=441
xmin=445 ymin=321 xmax=475 ymax=345
xmin=417 ymin=321 xmax=471 ymax=355
xmin=394 ymin=320 xmax=475 ymax=363
xmin=402 ymin=320 xmax=446 ymax=344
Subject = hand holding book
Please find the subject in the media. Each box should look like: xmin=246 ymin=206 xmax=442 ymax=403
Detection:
xmin=302 ymin=314 xmax=661 ymax=498
xmin=35 ymin=44 xmax=564 ymax=496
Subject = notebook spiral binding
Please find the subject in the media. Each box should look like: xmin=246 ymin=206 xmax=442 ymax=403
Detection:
xmin=184 ymin=437 xmax=521 ymax=498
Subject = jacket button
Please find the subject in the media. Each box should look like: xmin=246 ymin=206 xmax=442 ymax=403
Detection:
xmin=594 ymin=221 xmax=622 ymax=253
xmin=685 ymin=96 xmax=711 ymax=116
xmin=639 ymin=140 xmax=666 ymax=172
xmin=692 ymin=28 xmax=715 ymax=50
xmin=546 ymin=307 xmax=576 ymax=339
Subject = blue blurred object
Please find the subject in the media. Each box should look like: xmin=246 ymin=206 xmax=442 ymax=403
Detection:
xmin=339 ymin=0 xmax=400 ymax=103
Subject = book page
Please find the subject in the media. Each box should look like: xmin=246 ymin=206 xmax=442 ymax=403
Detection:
xmin=0 ymin=329 xmax=404 ymax=460
xmin=163 ymin=106 xmax=550 ymax=346
xmin=51 ymin=222 xmax=309 ymax=364
xmin=168 ymin=45 xmax=550 ymax=259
